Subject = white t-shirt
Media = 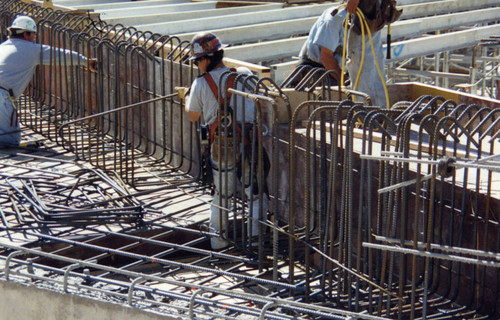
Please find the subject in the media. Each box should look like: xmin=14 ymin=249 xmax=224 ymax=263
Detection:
xmin=187 ymin=66 xmax=256 ymax=126
xmin=0 ymin=38 xmax=88 ymax=99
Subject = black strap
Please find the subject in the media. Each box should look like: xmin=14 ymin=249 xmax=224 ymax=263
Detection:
xmin=0 ymin=86 xmax=14 ymax=98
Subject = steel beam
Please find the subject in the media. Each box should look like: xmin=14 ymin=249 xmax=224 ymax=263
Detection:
xmin=64 ymin=0 xmax=192 ymax=10
xmin=136 ymin=3 xmax=337 ymax=34
xmin=397 ymin=0 xmax=438 ymax=4
xmin=227 ymin=23 xmax=500 ymax=64
xmin=175 ymin=16 xmax=316 ymax=44
xmin=383 ymin=7 xmax=500 ymax=41
xmin=99 ymin=2 xmax=220 ymax=19
xmin=269 ymin=23 xmax=500 ymax=83
xmin=400 ymin=0 xmax=500 ymax=19
xmin=103 ymin=3 xmax=283 ymax=26
xmin=386 ymin=24 xmax=500 ymax=62
xmin=225 ymin=37 xmax=306 ymax=63
xmin=176 ymin=5 xmax=500 ymax=47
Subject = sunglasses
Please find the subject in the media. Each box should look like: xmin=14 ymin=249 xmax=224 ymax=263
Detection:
xmin=193 ymin=56 xmax=204 ymax=66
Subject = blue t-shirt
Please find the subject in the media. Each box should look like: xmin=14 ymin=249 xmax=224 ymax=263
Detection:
xmin=299 ymin=6 xmax=348 ymax=66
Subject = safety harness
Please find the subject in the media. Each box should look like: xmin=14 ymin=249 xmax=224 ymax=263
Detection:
xmin=0 ymin=86 xmax=15 ymax=101
xmin=203 ymin=71 xmax=243 ymax=144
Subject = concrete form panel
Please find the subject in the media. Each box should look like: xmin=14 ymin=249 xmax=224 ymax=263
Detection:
xmin=0 ymin=280 xmax=177 ymax=320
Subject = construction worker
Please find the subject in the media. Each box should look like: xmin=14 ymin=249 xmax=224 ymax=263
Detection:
xmin=185 ymin=32 xmax=269 ymax=250
xmin=0 ymin=15 xmax=97 ymax=147
xmin=298 ymin=0 xmax=401 ymax=106
xmin=347 ymin=0 xmax=400 ymax=107
xmin=297 ymin=3 xmax=347 ymax=85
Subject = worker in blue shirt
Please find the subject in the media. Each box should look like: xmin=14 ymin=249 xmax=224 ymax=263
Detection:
xmin=0 ymin=15 xmax=97 ymax=146
xmin=298 ymin=0 xmax=401 ymax=107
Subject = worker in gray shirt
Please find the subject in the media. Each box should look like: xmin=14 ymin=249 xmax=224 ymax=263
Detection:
xmin=0 ymin=15 xmax=97 ymax=147
xmin=298 ymin=5 xmax=347 ymax=85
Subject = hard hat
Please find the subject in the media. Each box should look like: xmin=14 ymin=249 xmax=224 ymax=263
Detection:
xmin=8 ymin=15 xmax=37 ymax=34
xmin=236 ymin=66 xmax=253 ymax=75
xmin=189 ymin=32 xmax=226 ymax=60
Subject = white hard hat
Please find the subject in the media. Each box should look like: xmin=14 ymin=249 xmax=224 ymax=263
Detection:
xmin=8 ymin=15 xmax=37 ymax=34
xmin=236 ymin=66 xmax=253 ymax=75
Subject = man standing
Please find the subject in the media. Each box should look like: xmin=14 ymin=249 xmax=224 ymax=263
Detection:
xmin=298 ymin=0 xmax=401 ymax=107
xmin=185 ymin=32 xmax=269 ymax=250
xmin=297 ymin=4 xmax=347 ymax=84
xmin=0 ymin=15 xmax=97 ymax=146
xmin=347 ymin=0 xmax=397 ymax=107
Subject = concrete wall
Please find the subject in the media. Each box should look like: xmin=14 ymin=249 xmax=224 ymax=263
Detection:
xmin=0 ymin=280 xmax=178 ymax=320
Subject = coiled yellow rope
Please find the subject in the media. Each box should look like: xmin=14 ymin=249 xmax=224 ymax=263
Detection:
xmin=339 ymin=5 xmax=390 ymax=108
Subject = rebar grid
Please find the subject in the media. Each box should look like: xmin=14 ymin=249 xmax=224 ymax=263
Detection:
xmin=286 ymin=88 xmax=499 ymax=319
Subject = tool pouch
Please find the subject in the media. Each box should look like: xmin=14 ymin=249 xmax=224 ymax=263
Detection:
xmin=200 ymin=124 xmax=210 ymax=146
xmin=352 ymin=0 xmax=402 ymax=35
xmin=211 ymin=134 xmax=240 ymax=166
xmin=199 ymin=125 xmax=213 ymax=185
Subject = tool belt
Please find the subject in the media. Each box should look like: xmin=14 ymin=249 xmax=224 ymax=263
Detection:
xmin=0 ymin=86 xmax=15 ymax=103
xmin=211 ymin=132 xmax=240 ymax=165
xmin=203 ymin=70 xmax=244 ymax=165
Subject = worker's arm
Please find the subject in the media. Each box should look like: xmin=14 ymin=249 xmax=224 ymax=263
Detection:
xmin=186 ymin=109 xmax=201 ymax=123
xmin=38 ymin=43 xmax=93 ymax=67
xmin=184 ymin=80 xmax=204 ymax=123
xmin=88 ymin=58 xmax=98 ymax=72
xmin=320 ymin=47 xmax=341 ymax=81
xmin=177 ymin=86 xmax=200 ymax=122
xmin=346 ymin=0 xmax=360 ymax=14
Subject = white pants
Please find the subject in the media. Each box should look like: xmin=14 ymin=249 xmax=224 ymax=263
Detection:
xmin=209 ymin=150 xmax=269 ymax=250
xmin=347 ymin=29 xmax=387 ymax=108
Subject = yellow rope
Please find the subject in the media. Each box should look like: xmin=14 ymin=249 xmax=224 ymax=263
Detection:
xmin=356 ymin=8 xmax=390 ymax=108
xmin=340 ymin=4 xmax=349 ymax=89
xmin=339 ymin=5 xmax=390 ymax=108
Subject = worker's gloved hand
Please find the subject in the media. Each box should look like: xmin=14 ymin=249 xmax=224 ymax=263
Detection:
xmin=346 ymin=0 xmax=360 ymax=14
xmin=175 ymin=86 xmax=190 ymax=99
xmin=19 ymin=140 xmax=44 ymax=148
xmin=88 ymin=58 xmax=98 ymax=72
